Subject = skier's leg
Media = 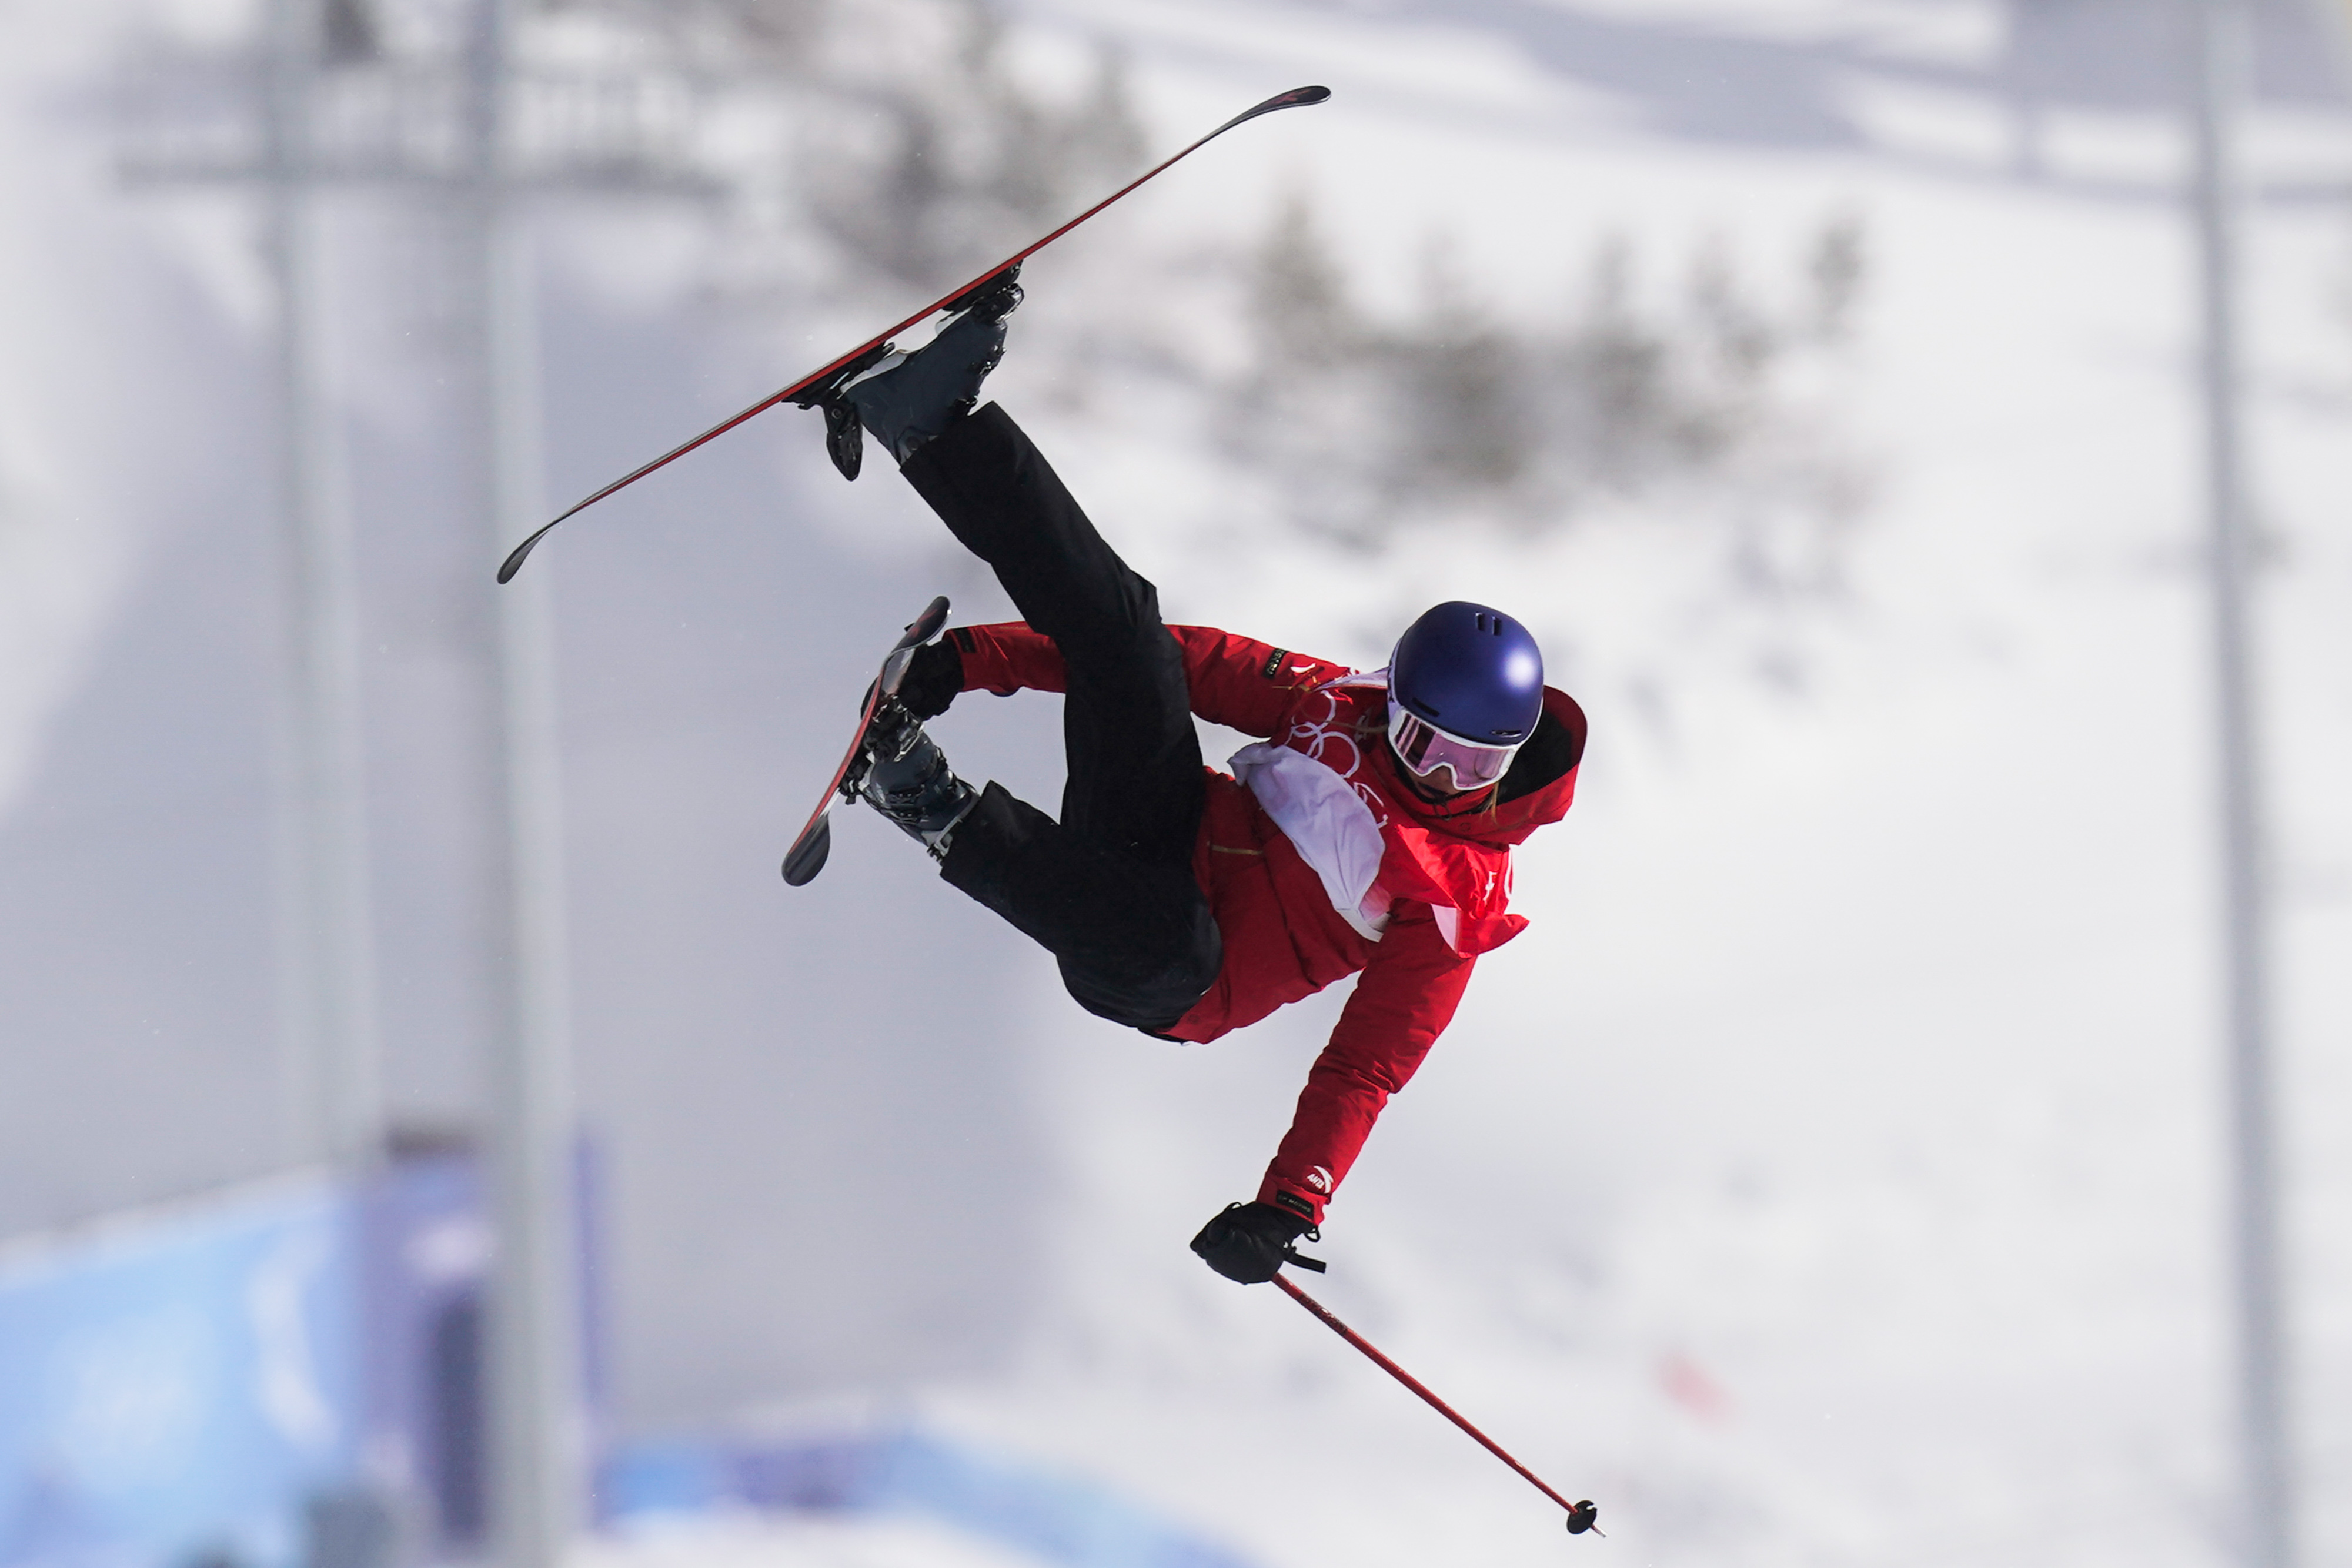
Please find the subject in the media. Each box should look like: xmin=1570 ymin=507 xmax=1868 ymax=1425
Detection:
xmin=900 ymin=404 xmax=1203 ymax=865
xmin=908 ymin=408 xmax=1222 ymax=1028
xmin=834 ymin=296 xmax=1218 ymax=1028
xmin=944 ymin=784 xmax=1221 ymax=1029
xmin=846 ymin=682 xmax=1215 ymax=1029
xmin=834 ymin=282 xmax=1198 ymax=861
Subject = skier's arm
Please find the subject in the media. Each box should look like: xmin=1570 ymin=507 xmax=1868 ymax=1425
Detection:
xmin=944 ymin=623 xmax=1069 ymax=696
xmin=1257 ymin=902 xmax=1476 ymax=1225
xmin=1167 ymin=625 xmax=1351 ymax=739
xmin=938 ymin=623 xmax=1346 ymax=740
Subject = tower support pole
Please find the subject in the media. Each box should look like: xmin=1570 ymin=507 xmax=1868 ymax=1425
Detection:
xmin=2187 ymin=5 xmax=2293 ymax=1566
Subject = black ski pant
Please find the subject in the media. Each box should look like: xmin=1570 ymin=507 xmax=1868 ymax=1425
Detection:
xmin=901 ymin=403 xmax=1223 ymax=1032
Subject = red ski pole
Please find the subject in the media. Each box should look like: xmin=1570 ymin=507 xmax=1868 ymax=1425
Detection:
xmin=1272 ymin=1273 xmax=1601 ymax=1537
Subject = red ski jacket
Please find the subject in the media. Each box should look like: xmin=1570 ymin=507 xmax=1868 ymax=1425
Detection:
xmin=952 ymin=621 xmax=1586 ymax=1223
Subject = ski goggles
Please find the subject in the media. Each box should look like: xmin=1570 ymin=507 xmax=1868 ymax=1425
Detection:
xmin=1386 ymin=705 xmax=1522 ymax=792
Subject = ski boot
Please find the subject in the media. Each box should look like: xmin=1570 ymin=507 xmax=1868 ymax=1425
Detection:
xmin=796 ymin=265 xmax=1024 ymax=480
xmin=847 ymin=698 xmax=978 ymax=860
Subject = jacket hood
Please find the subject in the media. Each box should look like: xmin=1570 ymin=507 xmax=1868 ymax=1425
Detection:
xmin=1376 ymin=686 xmax=1585 ymax=847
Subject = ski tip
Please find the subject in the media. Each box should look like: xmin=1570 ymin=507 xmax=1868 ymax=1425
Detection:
xmin=1251 ymin=85 xmax=1330 ymax=117
xmin=1220 ymin=86 xmax=1332 ymax=137
xmin=907 ymin=594 xmax=951 ymax=646
xmin=495 ymin=533 xmax=539 ymax=584
xmin=497 ymin=507 xmax=586 ymax=583
xmin=782 ymin=815 xmax=832 ymax=886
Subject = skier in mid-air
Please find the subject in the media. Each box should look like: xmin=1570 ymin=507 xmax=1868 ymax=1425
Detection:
xmin=816 ymin=269 xmax=1587 ymax=1285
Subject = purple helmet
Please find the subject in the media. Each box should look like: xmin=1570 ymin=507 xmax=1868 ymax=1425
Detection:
xmin=1390 ymin=601 xmax=1545 ymax=741
xmin=1385 ymin=602 xmax=1545 ymax=791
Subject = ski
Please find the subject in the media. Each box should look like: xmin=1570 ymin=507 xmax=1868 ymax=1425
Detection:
xmin=497 ymin=84 xmax=1331 ymax=584
xmin=781 ymin=594 xmax=951 ymax=887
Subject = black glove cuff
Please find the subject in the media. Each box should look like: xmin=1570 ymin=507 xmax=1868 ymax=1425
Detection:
xmin=896 ymin=637 xmax=964 ymax=720
xmin=1270 ymin=1190 xmax=1318 ymax=1226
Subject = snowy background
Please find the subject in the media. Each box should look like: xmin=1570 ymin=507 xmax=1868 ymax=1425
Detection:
xmin=3 ymin=1 xmax=2351 ymax=1565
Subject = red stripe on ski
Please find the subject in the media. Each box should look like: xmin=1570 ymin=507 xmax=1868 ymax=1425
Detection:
xmin=499 ymin=85 xmax=1330 ymax=583
xmin=781 ymin=596 xmax=950 ymax=887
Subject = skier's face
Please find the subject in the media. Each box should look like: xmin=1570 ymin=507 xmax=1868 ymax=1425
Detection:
xmin=1386 ymin=706 xmax=1520 ymax=796
xmin=1391 ymin=749 xmax=1478 ymax=798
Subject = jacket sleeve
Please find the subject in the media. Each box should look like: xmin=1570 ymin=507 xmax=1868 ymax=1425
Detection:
xmin=954 ymin=622 xmax=1351 ymax=738
xmin=950 ymin=623 xmax=1068 ymax=696
xmin=1168 ymin=625 xmax=1351 ymax=738
xmin=1256 ymin=902 xmax=1476 ymax=1225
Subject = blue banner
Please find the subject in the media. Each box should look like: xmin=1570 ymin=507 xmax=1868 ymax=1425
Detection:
xmin=0 ymin=1180 xmax=362 ymax=1568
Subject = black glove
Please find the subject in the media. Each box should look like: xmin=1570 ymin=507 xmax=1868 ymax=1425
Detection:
xmin=1190 ymin=1201 xmax=1322 ymax=1284
xmin=893 ymin=637 xmax=964 ymax=720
